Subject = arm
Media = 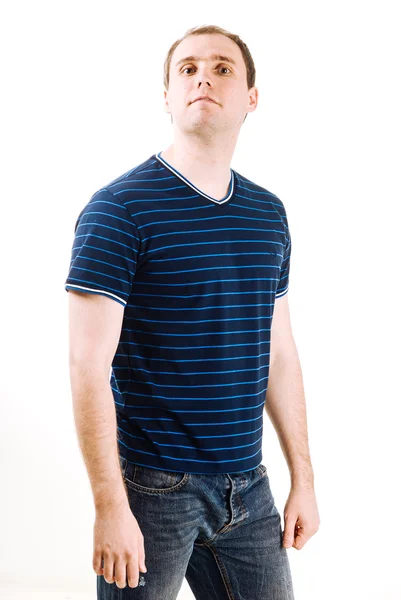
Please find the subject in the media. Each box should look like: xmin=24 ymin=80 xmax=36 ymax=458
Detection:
xmin=68 ymin=290 xmax=129 ymax=511
xmin=266 ymin=292 xmax=320 ymax=550
xmin=265 ymin=293 xmax=314 ymax=489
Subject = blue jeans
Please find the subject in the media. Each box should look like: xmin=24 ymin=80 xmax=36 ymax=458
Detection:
xmin=97 ymin=456 xmax=295 ymax=599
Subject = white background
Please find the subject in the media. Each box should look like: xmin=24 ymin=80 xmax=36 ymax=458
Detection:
xmin=1 ymin=1 xmax=400 ymax=598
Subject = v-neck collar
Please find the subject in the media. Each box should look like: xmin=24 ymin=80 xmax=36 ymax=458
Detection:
xmin=155 ymin=151 xmax=235 ymax=206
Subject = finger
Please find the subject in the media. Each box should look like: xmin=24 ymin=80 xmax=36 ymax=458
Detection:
xmin=293 ymin=527 xmax=307 ymax=550
xmin=103 ymin=555 xmax=115 ymax=584
xmin=139 ymin=545 xmax=147 ymax=573
xmin=92 ymin=549 xmax=103 ymax=575
xmin=114 ymin=558 xmax=128 ymax=589
xmin=282 ymin=517 xmax=297 ymax=548
xmin=126 ymin=557 xmax=139 ymax=589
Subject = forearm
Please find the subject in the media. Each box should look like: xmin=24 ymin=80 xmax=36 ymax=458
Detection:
xmin=69 ymin=363 xmax=129 ymax=513
xmin=265 ymin=351 xmax=314 ymax=489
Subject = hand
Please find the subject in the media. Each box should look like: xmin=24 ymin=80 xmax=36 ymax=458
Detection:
xmin=282 ymin=485 xmax=320 ymax=550
xmin=93 ymin=502 xmax=147 ymax=589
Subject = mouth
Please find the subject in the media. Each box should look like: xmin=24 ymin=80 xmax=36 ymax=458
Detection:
xmin=192 ymin=97 xmax=217 ymax=104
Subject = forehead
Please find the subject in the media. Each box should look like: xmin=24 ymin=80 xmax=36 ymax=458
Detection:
xmin=172 ymin=33 xmax=243 ymax=69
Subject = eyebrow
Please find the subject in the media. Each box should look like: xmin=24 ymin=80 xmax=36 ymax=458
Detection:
xmin=175 ymin=54 xmax=237 ymax=69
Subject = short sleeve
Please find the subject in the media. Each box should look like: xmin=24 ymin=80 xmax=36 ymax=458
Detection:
xmin=275 ymin=228 xmax=291 ymax=299
xmin=64 ymin=188 xmax=140 ymax=306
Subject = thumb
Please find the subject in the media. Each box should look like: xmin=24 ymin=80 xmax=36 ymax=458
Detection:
xmin=282 ymin=518 xmax=296 ymax=548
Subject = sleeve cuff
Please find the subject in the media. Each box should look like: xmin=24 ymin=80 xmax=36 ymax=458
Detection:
xmin=65 ymin=284 xmax=127 ymax=307
xmin=275 ymin=285 xmax=289 ymax=298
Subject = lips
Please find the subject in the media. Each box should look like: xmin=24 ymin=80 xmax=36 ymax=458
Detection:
xmin=192 ymin=96 xmax=217 ymax=104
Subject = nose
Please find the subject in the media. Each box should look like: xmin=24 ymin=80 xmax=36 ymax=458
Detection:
xmin=195 ymin=67 xmax=212 ymax=88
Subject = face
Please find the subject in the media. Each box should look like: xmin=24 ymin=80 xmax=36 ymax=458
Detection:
xmin=164 ymin=33 xmax=258 ymax=134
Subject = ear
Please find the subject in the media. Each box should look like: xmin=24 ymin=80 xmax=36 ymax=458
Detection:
xmin=247 ymin=86 xmax=258 ymax=113
xmin=163 ymin=90 xmax=171 ymax=115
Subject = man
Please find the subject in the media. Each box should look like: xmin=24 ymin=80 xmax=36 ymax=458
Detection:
xmin=65 ymin=24 xmax=320 ymax=599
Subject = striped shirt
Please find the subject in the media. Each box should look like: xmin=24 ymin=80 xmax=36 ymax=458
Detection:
xmin=65 ymin=151 xmax=291 ymax=474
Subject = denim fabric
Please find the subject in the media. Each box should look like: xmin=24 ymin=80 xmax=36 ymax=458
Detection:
xmin=97 ymin=456 xmax=295 ymax=599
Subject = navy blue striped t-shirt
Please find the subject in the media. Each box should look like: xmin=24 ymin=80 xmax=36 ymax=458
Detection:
xmin=65 ymin=151 xmax=291 ymax=474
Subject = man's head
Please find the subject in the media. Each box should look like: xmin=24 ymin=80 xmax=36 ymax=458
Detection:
xmin=163 ymin=25 xmax=258 ymax=135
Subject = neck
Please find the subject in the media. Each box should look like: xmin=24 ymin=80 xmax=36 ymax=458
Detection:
xmin=160 ymin=133 xmax=238 ymax=201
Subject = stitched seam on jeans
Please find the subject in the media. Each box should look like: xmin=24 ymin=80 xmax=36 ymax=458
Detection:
xmin=238 ymin=491 xmax=249 ymax=522
xmin=124 ymin=472 xmax=189 ymax=494
xmin=206 ymin=544 xmax=235 ymax=600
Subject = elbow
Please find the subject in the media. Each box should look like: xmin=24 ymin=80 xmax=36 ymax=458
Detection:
xmin=69 ymin=356 xmax=111 ymax=382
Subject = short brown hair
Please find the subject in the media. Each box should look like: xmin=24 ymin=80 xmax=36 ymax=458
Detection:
xmin=163 ymin=24 xmax=256 ymax=91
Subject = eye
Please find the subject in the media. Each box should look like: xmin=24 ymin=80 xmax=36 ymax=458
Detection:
xmin=181 ymin=65 xmax=231 ymax=75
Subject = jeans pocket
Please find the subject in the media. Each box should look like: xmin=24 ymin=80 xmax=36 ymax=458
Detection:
xmin=123 ymin=461 xmax=190 ymax=495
